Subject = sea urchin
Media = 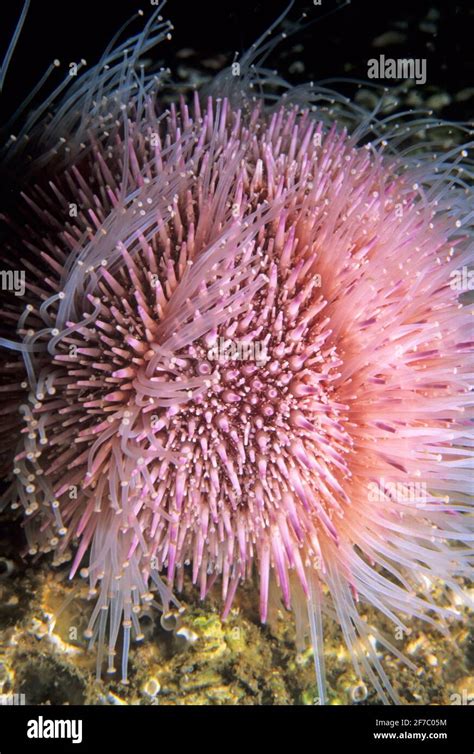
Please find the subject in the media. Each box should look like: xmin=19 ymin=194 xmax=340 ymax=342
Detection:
xmin=1 ymin=4 xmax=473 ymax=704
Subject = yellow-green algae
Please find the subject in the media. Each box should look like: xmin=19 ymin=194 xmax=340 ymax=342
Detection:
xmin=0 ymin=553 xmax=472 ymax=706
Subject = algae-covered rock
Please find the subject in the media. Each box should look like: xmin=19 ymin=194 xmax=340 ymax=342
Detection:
xmin=0 ymin=549 xmax=472 ymax=706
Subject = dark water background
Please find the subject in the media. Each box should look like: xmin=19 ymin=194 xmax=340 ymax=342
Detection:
xmin=1 ymin=0 xmax=473 ymax=121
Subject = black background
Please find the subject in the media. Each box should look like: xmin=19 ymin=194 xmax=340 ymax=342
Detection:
xmin=0 ymin=0 xmax=473 ymax=737
xmin=1 ymin=0 xmax=474 ymax=122
xmin=0 ymin=703 xmax=472 ymax=752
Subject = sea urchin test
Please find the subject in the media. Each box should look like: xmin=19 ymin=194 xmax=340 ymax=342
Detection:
xmin=0 ymin=4 xmax=473 ymax=704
